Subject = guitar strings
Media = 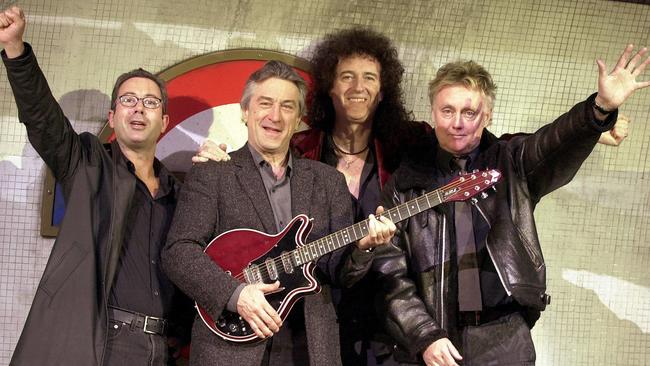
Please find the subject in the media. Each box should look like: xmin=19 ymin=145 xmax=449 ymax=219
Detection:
xmin=230 ymin=171 xmax=492 ymax=283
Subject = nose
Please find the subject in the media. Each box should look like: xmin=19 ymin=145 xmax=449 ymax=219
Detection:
xmin=133 ymin=98 xmax=145 ymax=113
xmin=451 ymin=113 xmax=465 ymax=130
xmin=352 ymin=77 xmax=365 ymax=91
xmin=268 ymin=103 xmax=281 ymax=121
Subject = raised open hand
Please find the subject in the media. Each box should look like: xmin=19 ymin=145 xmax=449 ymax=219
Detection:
xmin=596 ymin=45 xmax=650 ymax=111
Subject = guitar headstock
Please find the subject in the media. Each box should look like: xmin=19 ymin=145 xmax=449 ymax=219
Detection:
xmin=442 ymin=169 xmax=501 ymax=203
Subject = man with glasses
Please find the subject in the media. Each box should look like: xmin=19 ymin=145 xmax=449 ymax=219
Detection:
xmin=1 ymin=6 xmax=191 ymax=365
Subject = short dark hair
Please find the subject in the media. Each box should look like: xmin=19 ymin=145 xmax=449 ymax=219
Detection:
xmin=110 ymin=68 xmax=168 ymax=114
xmin=308 ymin=27 xmax=414 ymax=171
xmin=240 ymin=60 xmax=308 ymax=116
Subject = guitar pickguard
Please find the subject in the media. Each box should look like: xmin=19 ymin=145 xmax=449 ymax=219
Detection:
xmin=198 ymin=215 xmax=320 ymax=343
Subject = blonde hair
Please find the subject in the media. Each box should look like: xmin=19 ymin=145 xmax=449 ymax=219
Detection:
xmin=428 ymin=60 xmax=497 ymax=110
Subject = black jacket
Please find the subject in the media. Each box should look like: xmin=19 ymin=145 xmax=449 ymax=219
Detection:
xmin=5 ymin=44 xmax=182 ymax=365
xmin=374 ymin=95 xmax=616 ymax=362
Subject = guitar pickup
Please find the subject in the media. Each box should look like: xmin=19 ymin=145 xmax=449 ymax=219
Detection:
xmin=265 ymin=257 xmax=279 ymax=281
xmin=243 ymin=264 xmax=262 ymax=284
xmin=281 ymin=251 xmax=294 ymax=274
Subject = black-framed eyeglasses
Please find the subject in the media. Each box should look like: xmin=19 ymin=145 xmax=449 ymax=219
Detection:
xmin=118 ymin=94 xmax=162 ymax=109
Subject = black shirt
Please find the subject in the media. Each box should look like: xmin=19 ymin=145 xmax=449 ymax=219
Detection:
xmin=109 ymin=158 xmax=178 ymax=318
xmin=434 ymin=146 xmax=510 ymax=309
xmin=321 ymin=135 xmax=383 ymax=339
xmin=322 ymin=135 xmax=381 ymax=221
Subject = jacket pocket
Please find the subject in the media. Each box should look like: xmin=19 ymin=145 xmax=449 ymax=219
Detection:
xmin=39 ymin=241 xmax=89 ymax=298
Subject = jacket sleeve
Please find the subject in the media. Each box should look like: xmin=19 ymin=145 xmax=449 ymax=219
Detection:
xmin=511 ymin=93 xmax=617 ymax=202
xmin=373 ymin=177 xmax=448 ymax=357
xmin=161 ymin=161 xmax=241 ymax=320
xmin=2 ymin=43 xmax=84 ymax=183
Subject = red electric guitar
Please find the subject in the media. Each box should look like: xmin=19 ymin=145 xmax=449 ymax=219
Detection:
xmin=198 ymin=169 xmax=502 ymax=344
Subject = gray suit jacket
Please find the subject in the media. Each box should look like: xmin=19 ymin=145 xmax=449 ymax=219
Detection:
xmin=162 ymin=144 xmax=354 ymax=365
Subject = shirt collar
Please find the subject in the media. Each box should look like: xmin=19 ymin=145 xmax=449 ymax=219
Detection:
xmin=247 ymin=143 xmax=293 ymax=177
xmin=435 ymin=146 xmax=480 ymax=173
xmin=123 ymin=154 xmax=175 ymax=198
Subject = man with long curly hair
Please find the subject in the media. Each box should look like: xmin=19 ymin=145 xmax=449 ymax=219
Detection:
xmin=194 ymin=28 xmax=630 ymax=366
xmin=291 ymin=27 xmax=430 ymax=366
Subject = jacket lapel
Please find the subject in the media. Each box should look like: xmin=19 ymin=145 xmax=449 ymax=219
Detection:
xmin=105 ymin=140 xmax=136 ymax=295
xmin=290 ymin=158 xmax=313 ymax=219
xmin=232 ymin=145 xmax=277 ymax=234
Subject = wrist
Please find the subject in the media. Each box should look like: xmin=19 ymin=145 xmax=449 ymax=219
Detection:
xmin=3 ymin=40 xmax=25 ymax=59
xmin=594 ymin=95 xmax=615 ymax=114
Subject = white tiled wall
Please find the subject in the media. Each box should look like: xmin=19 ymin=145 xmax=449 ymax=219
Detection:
xmin=0 ymin=1 xmax=648 ymax=364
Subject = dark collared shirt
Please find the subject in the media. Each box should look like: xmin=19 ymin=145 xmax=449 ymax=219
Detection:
xmin=321 ymin=136 xmax=384 ymax=349
xmin=247 ymin=145 xmax=308 ymax=365
xmin=109 ymin=159 xmax=178 ymax=318
xmin=435 ymin=146 xmax=510 ymax=309
xmin=248 ymin=144 xmax=293 ymax=233
xmin=322 ymin=135 xmax=380 ymax=221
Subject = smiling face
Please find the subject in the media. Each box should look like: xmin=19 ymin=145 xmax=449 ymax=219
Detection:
xmin=329 ymin=54 xmax=383 ymax=127
xmin=431 ymin=84 xmax=492 ymax=156
xmin=243 ymin=77 xmax=302 ymax=161
xmin=108 ymin=77 xmax=169 ymax=153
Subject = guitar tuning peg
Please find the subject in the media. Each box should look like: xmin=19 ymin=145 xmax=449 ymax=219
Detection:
xmin=470 ymin=197 xmax=478 ymax=205
xmin=472 ymin=169 xmax=479 ymax=173
xmin=491 ymin=186 xmax=497 ymax=192
xmin=480 ymin=192 xmax=488 ymax=199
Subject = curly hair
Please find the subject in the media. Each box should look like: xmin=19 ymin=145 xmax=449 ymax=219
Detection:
xmin=308 ymin=27 xmax=416 ymax=170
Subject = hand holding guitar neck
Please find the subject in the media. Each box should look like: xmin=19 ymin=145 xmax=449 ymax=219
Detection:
xmin=356 ymin=205 xmax=397 ymax=251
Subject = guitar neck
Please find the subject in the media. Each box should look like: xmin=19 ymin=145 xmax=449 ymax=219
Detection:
xmin=292 ymin=184 xmax=448 ymax=266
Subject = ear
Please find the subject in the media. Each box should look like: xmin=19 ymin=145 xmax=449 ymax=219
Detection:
xmin=430 ymin=109 xmax=436 ymax=128
xmin=161 ymin=114 xmax=170 ymax=134
xmin=293 ymin=116 xmax=302 ymax=131
xmin=108 ymin=110 xmax=115 ymax=128
xmin=483 ymin=109 xmax=493 ymax=128
xmin=241 ymin=107 xmax=249 ymax=125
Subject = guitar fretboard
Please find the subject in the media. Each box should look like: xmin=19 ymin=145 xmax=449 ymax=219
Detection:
xmin=241 ymin=169 xmax=500 ymax=283
xmin=292 ymin=184 xmax=449 ymax=266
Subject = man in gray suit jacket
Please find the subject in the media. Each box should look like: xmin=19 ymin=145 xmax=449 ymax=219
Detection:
xmin=162 ymin=60 xmax=395 ymax=365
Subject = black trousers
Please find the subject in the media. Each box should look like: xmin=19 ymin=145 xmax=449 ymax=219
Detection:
xmin=103 ymin=319 xmax=169 ymax=366
xmin=459 ymin=312 xmax=536 ymax=366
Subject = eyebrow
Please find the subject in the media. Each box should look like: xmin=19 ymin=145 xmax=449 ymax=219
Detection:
xmin=121 ymin=92 xmax=161 ymax=98
xmin=339 ymin=70 xmax=379 ymax=78
xmin=258 ymin=96 xmax=297 ymax=106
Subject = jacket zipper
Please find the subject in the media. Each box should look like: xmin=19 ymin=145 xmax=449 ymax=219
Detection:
xmin=474 ymin=202 xmax=513 ymax=297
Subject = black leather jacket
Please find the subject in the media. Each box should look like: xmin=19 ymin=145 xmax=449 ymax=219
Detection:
xmin=373 ymin=95 xmax=616 ymax=362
